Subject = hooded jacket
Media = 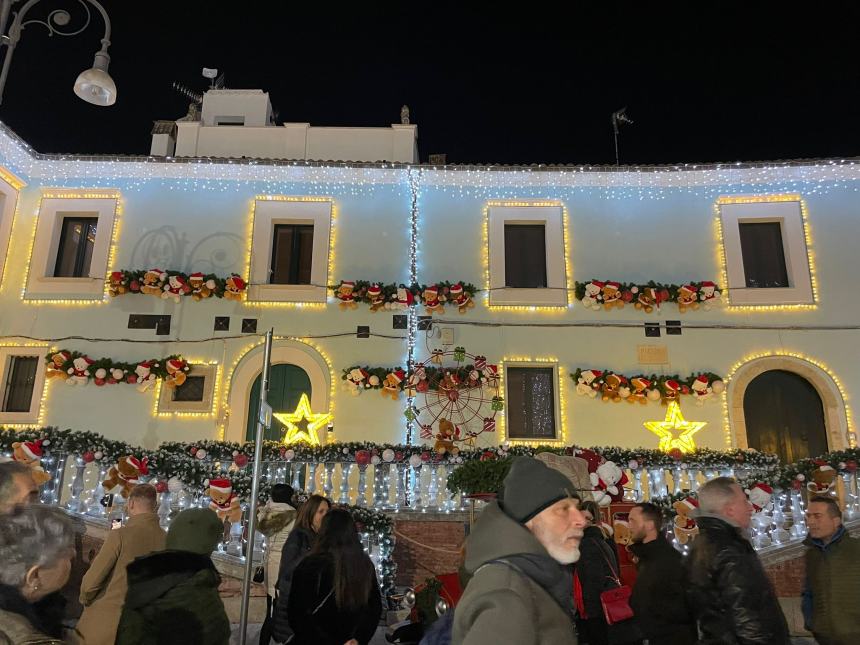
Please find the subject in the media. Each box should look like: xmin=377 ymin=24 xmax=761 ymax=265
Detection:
xmin=452 ymin=501 xmax=578 ymax=645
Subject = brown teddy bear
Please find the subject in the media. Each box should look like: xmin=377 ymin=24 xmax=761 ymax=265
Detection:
xmin=11 ymin=440 xmax=51 ymax=485
xmin=673 ymin=497 xmax=699 ymax=544
xmin=807 ymin=462 xmax=838 ymax=495
xmin=434 ymin=419 xmax=460 ymax=455
xmin=102 ymin=455 xmax=149 ymax=498
xmin=140 ymin=269 xmax=164 ymax=296
xmin=613 ymin=519 xmax=633 ymax=546
xmin=46 ymin=351 xmax=70 ymax=380
xmin=205 ymin=478 xmax=243 ymax=522
xmin=224 ymin=275 xmax=246 ymax=301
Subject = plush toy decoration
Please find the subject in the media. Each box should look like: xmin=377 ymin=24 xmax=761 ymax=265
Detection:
xmin=629 ymin=376 xmax=650 ymax=404
xmin=673 ymin=497 xmax=699 ymax=544
xmin=576 ymin=369 xmax=603 ymax=398
xmin=134 ymin=360 xmax=157 ymax=392
xmin=449 ymin=283 xmax=474 ymax=314
xmin=161 ymin=274 xmax=187 ymax=303
xmin=66 ymin=356 xmax=93 ymax=386
xmin=394 ymin=286 xmax=414 ymax=310
xmin=11 ymin=440 xmax=51 ymax=485
xmin=691 ymin=375 xmax=712 ymax=404
xmin=141 ymin=269 xmax=164 ymax=296
xmin=164 ymin=358 xmax=188 ymax=388
xmin=699 ymin=281 xmax=721 ymax=310
xmin=747 ymin=482 xmax=774 ymax=512
xmin=224 ymin=275 xmax=246 ymax=301
xmin=434 ymin=419 xmax=460 ymax=455
xmin=602 ymin=373 xmax=628 ymax=402
xmin=189 ymin=272 xmax=215 ymax=301
xmin=613 ymin=520 xmax=633 ymax=546
xmin=47 ymin=351 xmax=71 ymax=380
xmin=591 ymin=460 xmax=629 ymax=506
xmin=662 ymin=379 xmax=681 ymax=403
xmin=807 ymin=461 xmax=838 ymax=496
xmin=108 ymin=271 xmax=129 ymax=297
xmin=677 ymin=284 xmax=700 ymax=312
xmin=581 ymin=280 xmax=604 ymax=310
xmin=602 ymin=281 xmax=624 ymax=310
xmin=422 ymin=285 xmax=445 ymax=314
xmin=103 ymin=455 xmax=149 ymax=498
xmin=635 ymin=286 xmax=659 ymax=313
xmin=381 ymin=369 xmax=405 ymax=399
xmin=205 ymin=477 xmax=243 ymax=522
xmin=367 ymin=284 xmax=387 ymax=312
xmin=336 ymin=281 xmax=359 ymax=310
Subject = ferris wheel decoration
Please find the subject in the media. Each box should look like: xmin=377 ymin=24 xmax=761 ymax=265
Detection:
xmin=404 ymin=347 xmax=502 ymax=449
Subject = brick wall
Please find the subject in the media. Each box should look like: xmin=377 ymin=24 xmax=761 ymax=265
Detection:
xmin=393 ymin=517 xmax=466 ymax=587
xmin=765 ymin=555 xmax=805 ymax=597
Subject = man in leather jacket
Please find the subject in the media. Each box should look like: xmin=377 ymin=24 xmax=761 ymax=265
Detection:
xmin=685 ymin=477 xmax=790 ymax=645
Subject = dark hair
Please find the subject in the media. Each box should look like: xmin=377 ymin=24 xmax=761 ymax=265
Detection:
xmin=295 ymin=494 xmax=330 ymax=533
xmin=270 ymin=483 xmax=294 ymax=505
xmin=311 ymin=508 xmax=376 ymax=612
xmin=633 ymin=502 xmax=663 ymax=529
xmin=579 ymin=500 xmax=602 ymax=522
xmin=0 ymin=462 xmax=32 ymax=502
xmin=809 ymin=496 xmax=842 ymax=520
xmin=129 ymin=483 xmax=157 ymax=509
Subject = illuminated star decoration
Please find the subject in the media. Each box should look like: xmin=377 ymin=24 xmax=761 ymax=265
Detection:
xmin=643 ymin=401 xmax=706 ymax=453
xmin=273 ymin=393 xmax=332 ymax=446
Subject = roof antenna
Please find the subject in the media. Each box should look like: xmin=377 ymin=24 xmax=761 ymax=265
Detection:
xmin=171 ymin=81 xmax=202 ymax=105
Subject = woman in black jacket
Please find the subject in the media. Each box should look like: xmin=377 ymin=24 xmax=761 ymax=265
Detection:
xmin=271 ymin=494 xmax=330 ymax=643
xmin=287 ymin=508 xmax=382 ymax=645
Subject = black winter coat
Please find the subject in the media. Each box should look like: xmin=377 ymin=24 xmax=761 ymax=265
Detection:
xmin=287 ymin=552 xmax=382 ymax=645
xmin=628 ymin=536 xmax=696 ymax=645
xmin=271 ymin=526 xmax=315 ymax=643
xmin=685 ymin=515 xmax=790 ymax=645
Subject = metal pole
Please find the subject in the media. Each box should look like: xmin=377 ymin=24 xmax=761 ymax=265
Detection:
xmin=612 ymin=114 xmax=620 ymax=166
xmin=239 ymin=328 xmax=274 ymax=645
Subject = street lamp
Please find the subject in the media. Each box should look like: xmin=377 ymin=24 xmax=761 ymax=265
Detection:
xmin=0 ymin=0 xmax=116 ymax=106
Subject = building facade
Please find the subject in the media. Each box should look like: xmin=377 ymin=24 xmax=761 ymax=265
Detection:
xmin=0 ymin=92 xmax=857 ymax=463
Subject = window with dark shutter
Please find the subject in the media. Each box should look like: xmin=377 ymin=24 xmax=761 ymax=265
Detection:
xmin=270 ymin=224 xmax=314 ymax=284
xmin=738 ymin=222 xmax=789 ymax=288
xmin=2 ymin=356 xmax=38 ymax=412
xmin=504 ymin=224 xmax=547 ymax=288
xmin=506 ymin=367 xmax=556 ymax=439
xmin=54 ymin=217 xmax=98 ymax=277
xmin=172 ymin=376 xmax=206 ymax=402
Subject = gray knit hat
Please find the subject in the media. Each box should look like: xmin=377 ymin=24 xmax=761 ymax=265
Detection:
xmin=501 ymin=457 xmax=580 ymax=523
xmin=166 ymin=508 xmax=224 ymax=555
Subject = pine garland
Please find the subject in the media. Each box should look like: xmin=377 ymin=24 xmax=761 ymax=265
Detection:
xmin=108 ymin=269 xmax=247 ymax=301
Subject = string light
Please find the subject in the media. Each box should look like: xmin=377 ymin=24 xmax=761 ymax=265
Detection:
xmin=714 ymin=194 xmax=818 ymax=311
xmin=723 ymin=351 xmax=856 ymax=449
xmin=498 ymin=357 xmax=568 ymax=446
xmin=0 ymin=165 xmax=25 ymax=291
xmin=152 ymin=361 xmax=222 ymax=418
xmin=405 ymin=168 xmax=420 ymax=443
xmin=0 ymin=341 xmax=51 ymax=427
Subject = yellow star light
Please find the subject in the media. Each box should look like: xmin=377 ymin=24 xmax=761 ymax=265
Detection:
xmin=273 ymin=393 xmax=332 ymax=446
xmin=643 ymin=401 xmax=706 ymax=453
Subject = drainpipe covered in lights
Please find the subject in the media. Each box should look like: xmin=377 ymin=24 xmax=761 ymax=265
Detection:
xmin=0 ymin=0 xmax=116 ymax=106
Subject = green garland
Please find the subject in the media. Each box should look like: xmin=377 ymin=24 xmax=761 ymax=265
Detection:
xmin=342 ymin=364 xmax=494 ymax=395
xmin=331 ymin=280 xmax=479 ymax=310
xmin=45 ymin=350 xmax=189 ymax=387
xmin=108 ymin=269 xmax=247 ymax=300
xmin=575 ymin=279 xmax=721 ymax=311
xmin=571 ymin=368 xmax=724 ymax=403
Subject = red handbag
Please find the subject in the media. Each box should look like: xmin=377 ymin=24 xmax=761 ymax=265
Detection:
xmin=594 ymin=539 xmax=635 ymax=625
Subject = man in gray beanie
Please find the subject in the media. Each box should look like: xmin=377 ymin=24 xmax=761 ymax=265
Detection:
xmin=453 ymin=456 xmax=586 ymax=645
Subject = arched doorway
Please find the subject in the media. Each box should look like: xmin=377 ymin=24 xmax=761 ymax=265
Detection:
xmin=246 ymin=364 xmax=312 ymax=441
xmin=743 ymin=369 xmax=828 ymax=462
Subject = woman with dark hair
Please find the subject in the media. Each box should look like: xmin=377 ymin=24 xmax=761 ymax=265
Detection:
xmin=271 ymin=494 xmax=330 ymax=644
xmin=257 ymin=483 xmax=296 ymax=645
xmin=287 ymin=508 xmax=382 ymax=645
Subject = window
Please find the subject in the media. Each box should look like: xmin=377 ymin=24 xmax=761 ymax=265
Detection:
xmin=271 ymin=224 xmax=314 ymax=284
xmin=157 ymin=364 xmax=218 ymax=415
xmin=504 ymin=224 xmax=547 ymax=288
xmin=487 ymin=204 xmax=568 ymax=307
xmin=718 ymin=197 xmax=814 ymax=306
xmin=247 ymin=198 xmax=332 ymax=303
xmin=54 ymin=217 xmax=97 ymax=277
xmin=0 ymin=168 xmax=22 ymax=290
xmin=215 ymin=116 xmax=245 ymax=126
xmin=505 ymin=366 xmax=558 ymax=440
xmin=25 ymin=191 xmax=120 ymax=300
xmin=172 ymin=376 xmax=206 ymax=402
xmin=0 ymin=347 xmax=47 ymax=424
xmin=2 ymin=356 xmax=38 ymax=412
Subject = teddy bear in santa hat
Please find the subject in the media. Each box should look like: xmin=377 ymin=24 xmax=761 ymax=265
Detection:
xmin=691 ymin=375 xmax=712 ymax=405
xmin=162 ymin=274 xmax=187 ymax=303
xmin=747 ymin=482 xmax=773 ymax=513
xmin=449 ymin=282 xmax=474 ymax=314
xmin=367 ymin=284 xmax=386 ymax=312
xmin=699 ymin=281 xmax=721 ymax=310
xmin=581 ymin=280 xmax=604 ymax=311
xmin=422 ymin=285 xmax=444 ymax=314
xmin=205 ymin=477 xmax=243 ymax=523
xmin=164 ymin=358 xmax=189 ymax=388
xmin=591 ymin=460 xmax=629 ymax=506
xmin=677 ymin=284 xmax=700 ymax=313
xmin=11 ymin=440 xmax=51 ymax=485
xmin=103 ymin=455 xmax=149 ymax=498
xmin=141 ymin=269 xmax=165 ymax=296
xmin=224 ymin=274 xmax=246 ymax=301
xmin=601 ymin=281 xmax=624 ymax=310
xmin=381 ymin=369 xmax=405 ymax=400
xmin=576 ymin=369 xmax=603 ymax=398
xmin=66 ymin=356 xmax=93 ymax=386
xmin=189 ymin=272 xmax=216 ymax=301
xmin=336 ymin=281 xmax=359 ymax=310
xmin=46 ymin=351 xmax=71 ymax=380
xmin=673 ymin=497 xmax=699 ymax=544
xmin=133 ymin=361 xmax=158 ymax=392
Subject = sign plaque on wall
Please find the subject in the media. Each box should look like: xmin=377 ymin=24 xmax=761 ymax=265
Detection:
xmin=637 ymin=344 xmax=669 ymax=365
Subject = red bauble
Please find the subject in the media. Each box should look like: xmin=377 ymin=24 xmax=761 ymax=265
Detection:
xmin=668 ymin=448 xmax=684 ymax=460
xmin=279 ymin=447 xmax=288 ymax=457
xmin=130 ymin=280 xmax=140 ymax=292
xmin=189 ymin=446 xmax=198 ymax=456
xmin=847 ymin=460 xmax=858 ymax=473
xmin=107 ymin=378 xmax=117 ymax=384
xmin=82 ymin=451 xmax=95 ymax=463
xmin=155 ymin=481 xmax=168 ymax=493
xmin=94 ymin=378 xmax=106 ymax=386
xmin=127 ymin=375 xmax=138 ymax=384
xmin=395 ymin=451 xmax=404 ymax=461
xmin=681 ymin=385 xmax=690 ymax=394
xmin=660 ymin=289 xmax=671 ymax=302
xmin=355 ymin=450 xmax=371 ymax=466
xmin=480 ymin=450 xmax=496 ymax=461
xmin=621 ymin=290 xmax=634 ymax=302
xmin=233 ymin=454 xmax=249 ymax=468
xmin=420 ymin=451 xmax=431 ymax=462
xmin=182 ymin=285 xmax=192 ymax=294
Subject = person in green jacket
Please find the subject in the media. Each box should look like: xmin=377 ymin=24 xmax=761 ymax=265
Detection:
xmin=116 ymin=508 xmax=230 ymax=645
xmin=452 ymin=456 xmax=587 ymax=645
xmin=802 ymin=496 xmax=860 ymax=645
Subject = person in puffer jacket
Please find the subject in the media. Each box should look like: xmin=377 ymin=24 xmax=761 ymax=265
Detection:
xmin=257 ymin=484 xmax=297 ymax=645
xmin=685 ymin=477 xmax=790 ymax=645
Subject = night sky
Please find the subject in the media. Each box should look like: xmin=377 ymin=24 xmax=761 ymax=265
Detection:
xmin=1 ymin=3 xmax=858 ymax=165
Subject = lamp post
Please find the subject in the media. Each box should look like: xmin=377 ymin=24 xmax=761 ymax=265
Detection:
xmin=0 ymin=0 xmax=116 ymax=106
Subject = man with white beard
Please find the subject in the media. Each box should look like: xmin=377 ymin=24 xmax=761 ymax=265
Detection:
xmin=453 ymin=457 xmax=586 ymax=645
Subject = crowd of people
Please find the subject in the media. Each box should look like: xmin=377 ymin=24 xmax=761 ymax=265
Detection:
xmin=1 ymin=454 xmax=858 ymax=645
xmin=0 ymin=461 xmax=381 ymax=645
